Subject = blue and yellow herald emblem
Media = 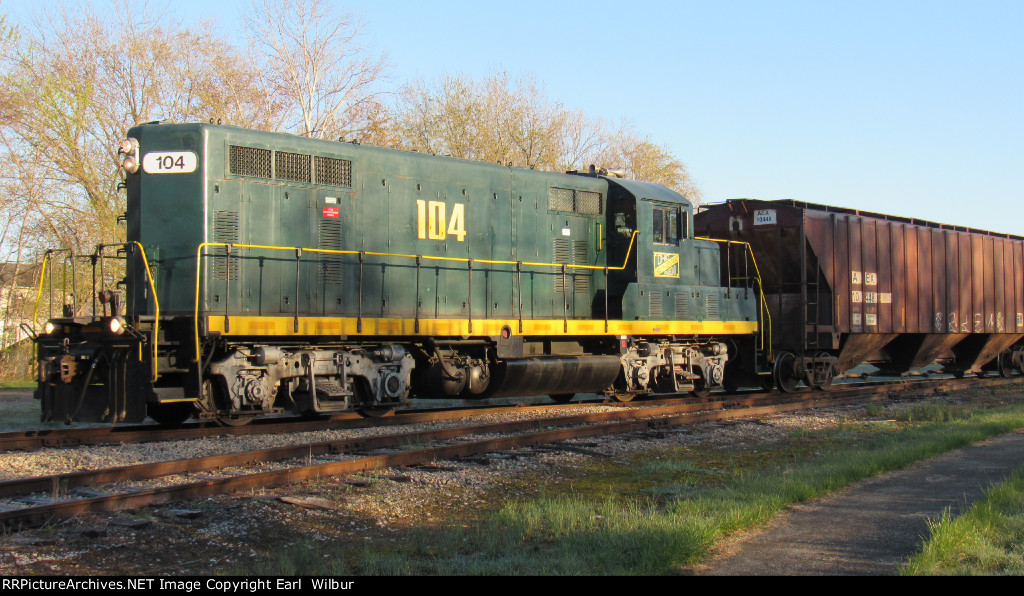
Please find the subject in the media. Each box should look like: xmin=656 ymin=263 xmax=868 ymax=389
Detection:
xmin=653 ymin=252 xmax=680 ymax=277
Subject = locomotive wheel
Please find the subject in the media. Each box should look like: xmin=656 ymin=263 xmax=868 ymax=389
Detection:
xmin=773 ymin=352 xmax=801 ymax=393
xmin=197 ymin=378 xmax=256 ymax=426
xmin=353 ymin=378 xmax=394 ymax=418
xmin=759 ymin=376 xmax=775 ymax=392
xmin=690 ymin=376 xmax=711 ymax=398
xmin=216 ymin=414 xmax=255 ymax=427
xmin=549 ymin=393 xmax=576 ymax=403
xmin=147 ymin=402 xmax=194 ymax=428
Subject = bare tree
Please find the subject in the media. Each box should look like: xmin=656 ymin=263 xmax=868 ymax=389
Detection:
xmin=243 ymin=0 xmax=389 ymax=140
xmin=598 ymin=132 xmax=702 ymax=203
xmin=393 ymin=69 xmax=701 ymax=200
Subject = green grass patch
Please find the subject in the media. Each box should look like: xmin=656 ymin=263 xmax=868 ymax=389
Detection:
xmin=903 ymin=468 xmax=1024 ymax=575
xmin=247 ymin=399 xmax=1024 ymax=575
xmin=0 ymin=388 xmax=47 ymax=429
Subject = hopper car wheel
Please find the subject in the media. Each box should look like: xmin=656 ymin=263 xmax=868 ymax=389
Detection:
xmin=997 ymin=352 xmax=1015 ymax=379
xmin=357 ymin=408 xmax=394 ymax=418
xmin=773 ymin=352 xmax=801 ymax=393
xmin=549 ymin=393 xmax=576 ymax=403
xmin=611 ymin=392 xmax=637 ymax=402
xmin=812 ymin=352 xmax=834 ymax=390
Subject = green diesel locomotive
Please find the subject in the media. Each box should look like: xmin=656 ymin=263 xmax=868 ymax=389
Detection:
xmin=32 ymin=122 xmax=764 ymax=425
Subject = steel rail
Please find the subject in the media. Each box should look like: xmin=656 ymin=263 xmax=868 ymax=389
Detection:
xmin=2 ymin=377 xmax=1021 ymax=531
xmin=1 ymin=376 xmax=1020 ymax=452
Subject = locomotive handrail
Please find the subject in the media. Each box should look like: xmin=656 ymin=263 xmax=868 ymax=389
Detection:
xmin=191 ymin=231 xmax=640 ymax=362
xmin=694 ymin=237 xmax=773 ymax=358
xmin=31 ymin=249 xmax=55 ymax=327
xmin=32 ymin=243 xmax=161 ymax=383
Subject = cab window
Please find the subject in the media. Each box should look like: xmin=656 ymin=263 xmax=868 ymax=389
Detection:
xmin=653 ymin=205 xmax=683 ymax=245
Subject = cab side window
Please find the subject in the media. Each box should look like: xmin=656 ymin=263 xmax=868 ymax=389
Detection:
xmin=653 ymin=205 xmax=684 ymax=245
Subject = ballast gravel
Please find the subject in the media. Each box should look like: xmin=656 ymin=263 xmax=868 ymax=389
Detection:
xmin=0 ymin=392 xmax=999 ymax=575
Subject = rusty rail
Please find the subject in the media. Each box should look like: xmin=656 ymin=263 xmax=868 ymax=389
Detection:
xmin=2 ymin=376 xmax=1021 ymax=531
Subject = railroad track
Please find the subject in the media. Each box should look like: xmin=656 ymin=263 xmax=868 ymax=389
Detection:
xmin=1 ymin=375 xmax=1018 ymax=452
xmin=1 ymin=375 xmax=1020 ymax=532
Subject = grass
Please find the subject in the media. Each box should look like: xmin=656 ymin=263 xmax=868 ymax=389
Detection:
xmin=903 ymin=469 xmax=1024 ymax=575
xmin=0 ymin=387 xmax=47 ymax=429
xmin=238 ymin=394 xmax=1024 ymax=575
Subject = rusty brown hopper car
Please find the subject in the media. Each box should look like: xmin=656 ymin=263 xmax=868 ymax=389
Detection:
xmin=695 ymin=199 xmax=1024 ymax=391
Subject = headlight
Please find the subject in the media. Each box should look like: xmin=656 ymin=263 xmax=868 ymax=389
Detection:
xmin=109 ymin=317 xmax=126 ymax=335
xmin=118 ymin=138 xmax=140 ymax=174
xmin=43 ymin=321 xmax=56 ymax=335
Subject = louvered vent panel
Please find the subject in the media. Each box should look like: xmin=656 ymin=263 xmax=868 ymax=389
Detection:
xmin=576 ymin=190 xmax=602 ymax=214
xmin=553 ymin=238 xmax=571 ymax=263
xmin=315 ymin=156 xmax=353 ymax=187
xmin=706 ymin=294 xmax=720 ymax=319
xmin=572 ymin=241 xmax=588 ymax=264
xmin=675 ymin=294 xmax=690 ymax=319
xmin=229 ymin=146 xmax=272 ymax=178
xmin=275 ymin=151 xmax=311 ymax=183
xmin=319 ymin=219 xmax=343 ymax=285
xmin=649 ymin=291 xmax=663 ymax=318
xmin=212 ymin=210 xmax=239 ymax=281
xmin=553 ymin=238 xmax=571 ymax=293
xmin=572 ymin=240 xmax=589 ymax=293
xmin=573 ymin=274 xmax=590 ymax=294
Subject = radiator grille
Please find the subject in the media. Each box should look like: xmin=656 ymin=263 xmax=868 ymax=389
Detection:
xmin=548 ymin=187 xmax=603 ymax=214
xmin=315 ymin=156 xmax=352 ymax=187
xmin=576 ymin=190 xmax=602 ymax=215
xmin=549 ymin=187 xmax=574 ymax=212
xmin=275 ymin=151 xmax=311 ymax=183
xmin=228 ymin=146 xmax=272 ymax=178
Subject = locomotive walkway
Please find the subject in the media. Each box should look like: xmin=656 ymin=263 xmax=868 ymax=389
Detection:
xmin=692 ymin=428 xmax=1024 ymax=575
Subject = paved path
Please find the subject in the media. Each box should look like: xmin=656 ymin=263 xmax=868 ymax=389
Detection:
xmin=693 ymin=429 xmax=1024 ymax=575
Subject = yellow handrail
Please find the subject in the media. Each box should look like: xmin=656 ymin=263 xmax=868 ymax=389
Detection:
xmin=192 ymin=231 xmax=640 ymax=361
xmin=694 ymin=237 xmax=772 ymax=358
xmin=32 ymin=243 xmax=161 ymax=383
xmin=130 ymin=241 xmax=161 ymax=382
xmin=31 ymin=251 xmax=52 ymax=328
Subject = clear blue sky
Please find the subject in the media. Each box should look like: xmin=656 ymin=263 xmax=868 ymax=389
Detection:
xmin=5 ymin=0 xmax=1023 ymax=234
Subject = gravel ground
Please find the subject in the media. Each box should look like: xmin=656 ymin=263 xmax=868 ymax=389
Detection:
xmin=0 ymin=391 xmax=1009 ymax=575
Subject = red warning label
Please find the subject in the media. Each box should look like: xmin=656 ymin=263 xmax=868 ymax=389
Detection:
xmin=322 ymin=206 xmax=340 ymax=218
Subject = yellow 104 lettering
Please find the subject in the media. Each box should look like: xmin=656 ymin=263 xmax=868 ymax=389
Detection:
xmin=416 ymin=200 xmax=466 ymax=242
